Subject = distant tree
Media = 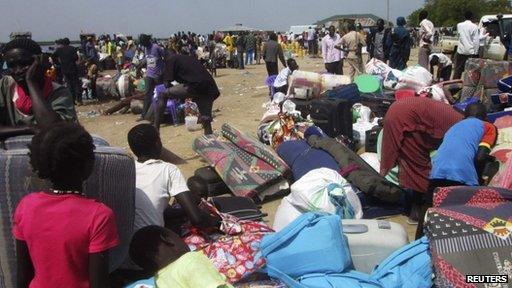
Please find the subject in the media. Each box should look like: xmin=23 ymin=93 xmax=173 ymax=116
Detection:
xmin=407 ymin=0 xmax=512 ymax=27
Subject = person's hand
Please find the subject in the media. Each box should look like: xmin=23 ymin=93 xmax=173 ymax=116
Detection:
xmin=25 ymin=55 xmax=40 ymax=84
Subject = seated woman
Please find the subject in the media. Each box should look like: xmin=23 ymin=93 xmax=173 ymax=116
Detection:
xmin=13 ymin=122 xmax=119 ymax=287
xmin=127 ymin=124 xmax=219 ymax=233
xmin=0 ymin=38 xmax=76 ymax=140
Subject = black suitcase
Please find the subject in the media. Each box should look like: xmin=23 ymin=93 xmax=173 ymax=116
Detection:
xmin=360 ymin=92 xmax=396 ymax=118
xmin=210 ymin=196 xmax=268 ymax=221
xmin=365 ymin=126 xmax=382 ymax=153
xmin=290 ymin=98 xmax=313 ymax=118
xmin=187 ymin=166 xmax=231 ymax=198
xmin=310 ymin=98 xmax=353 ymax=139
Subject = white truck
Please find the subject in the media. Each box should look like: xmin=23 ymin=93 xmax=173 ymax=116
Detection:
xmin=439 ymin=14 xmax=512 ymax=61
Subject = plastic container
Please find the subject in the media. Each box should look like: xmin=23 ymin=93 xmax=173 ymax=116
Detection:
xmin=185 ymin=116 xmax=201 ymax=131
xmin=498 ymin=75 xmax=512 ymax=93
xmin=354 ymin=74 xmax=382 ymax=93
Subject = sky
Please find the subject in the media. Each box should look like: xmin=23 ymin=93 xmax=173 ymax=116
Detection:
xmin=0 ymin=0 xmax=424 ymax=42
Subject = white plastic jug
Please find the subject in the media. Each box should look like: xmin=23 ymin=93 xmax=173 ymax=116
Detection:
xmin=185 ymin=116 xmax=201 ymax=131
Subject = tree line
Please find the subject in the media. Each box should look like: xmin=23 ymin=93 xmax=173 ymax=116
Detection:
xmin=407 ymin=0 xmax=512 ymax=27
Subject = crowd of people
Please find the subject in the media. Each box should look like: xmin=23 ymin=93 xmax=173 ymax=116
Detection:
xmin=0 ymin=8 xmax=509 ymax=288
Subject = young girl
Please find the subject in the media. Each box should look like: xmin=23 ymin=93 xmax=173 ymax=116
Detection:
xmin=13 ymin=122 xmax=119 ymax=288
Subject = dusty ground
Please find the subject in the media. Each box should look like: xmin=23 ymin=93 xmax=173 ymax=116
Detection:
xmin=78 ymin=49 xmax=422 ymax=240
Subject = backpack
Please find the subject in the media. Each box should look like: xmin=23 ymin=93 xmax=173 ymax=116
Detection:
xmin=371 ymin=236 xmax=433 ymax=288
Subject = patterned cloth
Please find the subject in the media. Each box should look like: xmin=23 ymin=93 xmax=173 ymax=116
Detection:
xmin=183 ymin=201 xmax=274 ymax=284
xmin=193 ymin=123 xmax=290 ymax=199
xmin=425 ymin=186 xmax=512 ymax=287
xmin=460 ymin=59 xmax=512 ymax=107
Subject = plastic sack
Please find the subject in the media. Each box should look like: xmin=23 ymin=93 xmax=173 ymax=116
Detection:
xmin=273 ymin=168 xmax=362 ymax=231
xmin=399 ymin=66 xmax=433 ymax=91
xmin=365 ymin=58 xmax=392 ymax=78
xmin=117 ymin=74 xmax=131 ymax=99
xmin=418 ymin=84 xmax=448 ymax=104
xmin=383 ymin=69 xmax=403 ymax=90
xmin=353 ymin=121 xmax=377 ymax=149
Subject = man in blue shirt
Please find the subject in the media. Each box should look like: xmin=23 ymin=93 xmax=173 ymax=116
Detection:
xmin=416 ymin=103 xmax=497 ymax=238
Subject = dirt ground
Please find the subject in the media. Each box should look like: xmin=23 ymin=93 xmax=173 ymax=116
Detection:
xmin=78 ymin=49 xmax=422 ymax=240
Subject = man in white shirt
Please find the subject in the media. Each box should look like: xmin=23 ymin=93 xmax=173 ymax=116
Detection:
xmin=429 ymin=53 xmax=453 ymax=82
xmin=453 ymin=11 xmax=480 ymax=80
xmin=418 ymin=10 xmax=434 ymax=69
xmin=128 ymin=124 xmax=217 ymax=233
xmin=322 ymin=26 xmax=344 ymax=75
xmin=274 ymin=58 xmax=299 ymax=94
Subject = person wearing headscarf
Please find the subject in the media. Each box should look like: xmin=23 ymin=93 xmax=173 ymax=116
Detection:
xmin=388 ymin=17 xmax=411 ymax=70
xmin=0 ymin=38 xmax=76 ymax=140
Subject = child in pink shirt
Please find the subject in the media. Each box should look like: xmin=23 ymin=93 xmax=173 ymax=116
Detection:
xmin=13 ymin=122 xmax=119 ymax=288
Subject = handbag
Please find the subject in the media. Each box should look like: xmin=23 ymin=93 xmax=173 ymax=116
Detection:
xmin=261 ymin=212 xmax=352 ymax=278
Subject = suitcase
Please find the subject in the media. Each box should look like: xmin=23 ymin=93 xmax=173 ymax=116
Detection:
xmin=290 ymin=98 xmax=313 ymax=118
xmin=490 ymin=93 xmax=512 ymax=105
xmin=360 ymin=92 xmax=396 ymax=118
xmin=342 ymin=219 xmax=409 ymax=274
xmin=210 ymin=196 xmax=267 ymax=221
xmin=365 ymin=126 xmax=382 ymax=153
xmin=190 ymin=166 xmax=231 ymax=197
xmin=488 ymin=109 xmax=512 ymax=123
xmin=325 ymin=83 xmax=361 ymax=102
xmin=310 ymin=98 xmax=353 ymax=139
xmin=0 ymin=147 xmax=135 ymax=288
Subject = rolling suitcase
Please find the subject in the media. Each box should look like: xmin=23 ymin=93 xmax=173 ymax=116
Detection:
xmin=360 ymin=92 xmax=396 ymax=118
xmin=342 ymin=219 xmax=409 ymax=274
xmin=290 ymin=98 xmax=313 ymax=118
xmin=325 ymin=83 xmax=361 ymax=102
xmin=310 ymin=98 xmax=353 ymax=139
xmin=210 ymin=196 xmax=267 ymax=221
xmin=189 ymin=166 xmax=231 ymax=197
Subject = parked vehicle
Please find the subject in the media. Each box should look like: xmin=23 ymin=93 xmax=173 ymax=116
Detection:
xmin=439 ymin=14 xmax=512 ymax=61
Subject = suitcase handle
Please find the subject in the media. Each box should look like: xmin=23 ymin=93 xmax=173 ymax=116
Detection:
xmin=343 ymin=224 xmax=369 ymax=234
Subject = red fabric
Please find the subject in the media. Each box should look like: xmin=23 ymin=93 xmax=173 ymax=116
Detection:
xmin=380 ymin=97 xmax=463 ymax=193
xmin=432 ymin=252 xmax=477 ymax=288
xmin=15 ymin=77 xmax=53 ymax=115
xmin=480 ymin=122 xmax=497 ymax=147
xmin=13 ymin=192 xmax=119 ymax=288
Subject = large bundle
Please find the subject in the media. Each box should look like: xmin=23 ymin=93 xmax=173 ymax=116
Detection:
xmin=193 ymin=123 xmax=291 ymax=200
xmin=307 ymin=135 xmax=404 ymax=203
xmin=424 ymin=186 xmax=512 ymax=287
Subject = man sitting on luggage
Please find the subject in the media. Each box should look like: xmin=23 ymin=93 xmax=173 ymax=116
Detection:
xmin=429 ymin=53 xmax=453 ymax=82
xmin=157 ymin=54 xmax=220 ymax=135
xmin=416 ymin=103 xmax=497 ymax=238
xmin=128 ymin=124 xmax=219 ymax=233
xmin=273 ymin=58 xmax=299 ymax=95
